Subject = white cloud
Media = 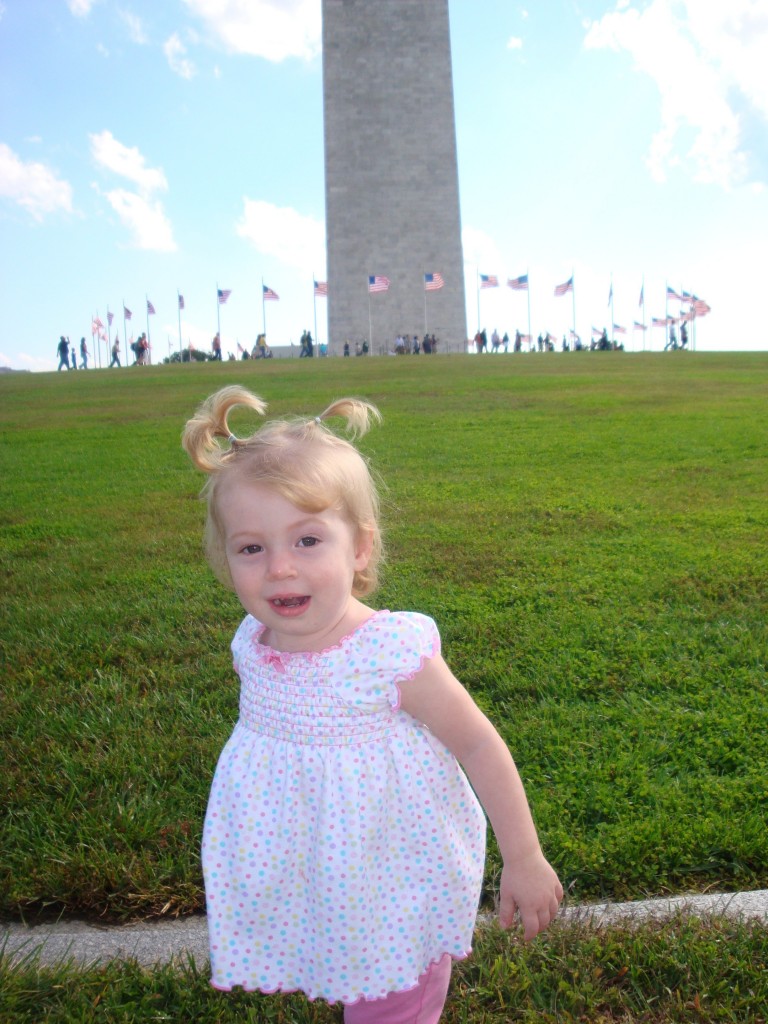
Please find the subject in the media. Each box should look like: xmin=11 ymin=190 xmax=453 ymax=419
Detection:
xmin=164 ymin=33 xmax=197 ymax=78
xmin=1 ymin=351 xmax=55 ymax=372
xmin=236 ymin=199 xmax=325 ymax=272
xmin=100 ymin=188 xmax=177 ymax=251
xmin=461 ymin=226 xmax=504 ymax=273
xmin=0 ymin=144 xmax=73 ymax=220
xmin=67 ymin=0 xmax=96 ymax=15
xmin=89 ymin=132 xmax=176 ymax=250
xmin=118 ymin=9 xmax=148 ymax=45
xmin=507 ymin=36 xmax=523 ymax=50
xmin=182 ymin=0 xmax=321 ymax=62
xmin=89 ymin=130 xmax=168 ymax=194
xmin=584 ymin=0 xmax=768 ymax=189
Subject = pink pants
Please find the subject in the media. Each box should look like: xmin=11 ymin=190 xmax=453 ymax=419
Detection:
xmin=343 ymin=955 xmax=452 ymax=1024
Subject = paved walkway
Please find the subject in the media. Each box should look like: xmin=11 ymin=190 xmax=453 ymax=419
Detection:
xmin=3 ymin=890 xmax=767 ymax=971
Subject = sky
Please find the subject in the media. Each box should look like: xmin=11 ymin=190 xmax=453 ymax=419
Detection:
xmin=1 ymin=0 xmax=767 ymax=371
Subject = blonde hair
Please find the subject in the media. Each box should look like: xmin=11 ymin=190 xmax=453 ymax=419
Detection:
xmin=182 ymin=385 xmax=383 ymax=597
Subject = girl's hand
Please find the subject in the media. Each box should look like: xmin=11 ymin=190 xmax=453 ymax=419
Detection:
xmin=498 ymin=852 xmax=563 ymax=940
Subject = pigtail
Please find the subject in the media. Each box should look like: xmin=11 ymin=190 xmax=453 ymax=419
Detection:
xmin=315 ymin=397 xmax=382 ymax=438
xmin=182 ymin=385 xmax=267 ymax=472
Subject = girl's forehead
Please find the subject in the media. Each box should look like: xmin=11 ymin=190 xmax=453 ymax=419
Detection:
xmin=218 ymin=477 xmax=340 ymax=519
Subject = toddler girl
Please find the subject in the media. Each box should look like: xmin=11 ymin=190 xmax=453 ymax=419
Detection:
xmin=182 ymin=385 xmax=562 ymax=1023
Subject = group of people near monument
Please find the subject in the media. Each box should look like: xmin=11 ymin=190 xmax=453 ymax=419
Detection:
xmin=393 ymin=333 xmax=439 ymax=355
xmin=664 ymin=322 xmax=689 ymax=350
xmin=56 ymin=335 xmax=90 ymax=370
xmin=128 ymin=334 xmax=150 ymax=365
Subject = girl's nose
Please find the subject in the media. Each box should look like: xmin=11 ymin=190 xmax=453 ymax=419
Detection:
xmin=267 ymin=553 xmax=296 ymax=580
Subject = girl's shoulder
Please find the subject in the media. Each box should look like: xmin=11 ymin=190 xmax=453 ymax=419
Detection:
xmin=343 ymin=610 xmax=442 ymax=680
xmin=231 ymin=614 xmax=262 ymax=669
xmin=355 ymin=609 xmax=440 ymax=649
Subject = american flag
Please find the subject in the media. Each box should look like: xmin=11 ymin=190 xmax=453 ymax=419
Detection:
xmin=314 ymin=280 xmax=328 ymax=297
xmin=638 ymin=285 xmax=644 ymax=307
xmin=218 ymin=289 xmax=232 ymax=305
xmin=178 ymin=294 xmax=185 ymax=311
xmin=613 ymin=323 xmax=627 ymax=335
xmin=368 ymin=275 xmax=389 ymax=293
xmin=633 ymin=321 xmax=647 ymax=331
xmin=682 ymin=290 xmax=693 ymax=303
xmin=692 ymin=298 xmax=711 ymax=316
xmin=237 ymin=342 xmax=244 ymax=353
xmin=480 ymin=274 xmax=498 ymax=288
xmin=507 ymin=274 xmax=528 ymax=291
xmin=554 ymin=276 xmax=573 ymax=297
xmin=424 ymin=272 xmax=444 ymax=291
xmin=652 ymin=317 xmax=669 ymax=328
xmin=520 ymin=334 xmax=532 ymax=344
xmin=93 ymin=316 xmax=104 ymax=329
xmin=147 ymin=299 xmax=156 ymax=315
xmin=107 ymin=311 xmax=114 ymax=326
xmin=608 ymin=282 xmax=613 ymax=305
xmin=680 ymin=310 xmax=696 ymax=322
xmin=666 ymin=286 xmax=683 ymax=302
xmin=263 ymin=285 xmax=279 ymax=301
xmin=591 ymin=326 xmax=603 ymax=337
xmin=124 ymin=305 xmax=132 ymax=320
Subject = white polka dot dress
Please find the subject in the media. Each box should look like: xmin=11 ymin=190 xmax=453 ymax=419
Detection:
xmin=202 ymin=610 xmax=486 ymax=1004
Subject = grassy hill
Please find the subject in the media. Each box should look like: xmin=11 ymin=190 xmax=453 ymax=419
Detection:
xmin=2 ymin=352 xmax=766 ymax=922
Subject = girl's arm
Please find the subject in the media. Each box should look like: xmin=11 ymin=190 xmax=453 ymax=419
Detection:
xmin=399 ymin=653 xmax=563 ymax=940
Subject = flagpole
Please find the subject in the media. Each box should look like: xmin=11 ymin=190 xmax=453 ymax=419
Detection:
xmin=526 ymin=269 xmax=531 ymax=348
xmin=610 ymin=275 xmax=614 ymax=346
xmin=641 ymin=276 xmax=646 ymax=352
xmin=145 ymin=296 xmax=151 ymax=365
xmin=313 ymin=273 xmax=318 ymax=349
xmin=102 ymin=309 xmax=110 ymax=369
xmin=122 ymin=301 xmax=127 ymax=368
xmin=476 ymin=266 xmax=480 ymax=334
xmin=261 ymin=278 xmax=267 ymax=336
xmin=571 ymin=269 xmax=576 ymax=342
xmin=367 ymin=276 xmax=373 ymax=354
xmin=178 ymin=292 xmax=183 ymax=359
xmin=664 ymin=282 xmax=669 ymax=351
xmin=423 ymin=272 xmax=428 ymax=335
xmin=216 ymin=284 xmax=222 ymax=349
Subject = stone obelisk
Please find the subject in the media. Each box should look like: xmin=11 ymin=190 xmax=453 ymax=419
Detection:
xmin=322 ymin=0 xmax=467 ymax=353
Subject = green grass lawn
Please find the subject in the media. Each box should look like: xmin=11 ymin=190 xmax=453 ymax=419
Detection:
xmin=1 ymin=352 xmax=767 ymax=925
xmin=3 ymin=917 xmax=767 ymax=1023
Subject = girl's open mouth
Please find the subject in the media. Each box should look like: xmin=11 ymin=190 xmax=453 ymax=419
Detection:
xmin=270 ymin=596 xmax=310 ymax=611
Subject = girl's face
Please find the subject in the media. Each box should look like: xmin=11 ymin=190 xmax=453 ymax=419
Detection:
xmin=218 ymin=480 xmax=373 ymax=653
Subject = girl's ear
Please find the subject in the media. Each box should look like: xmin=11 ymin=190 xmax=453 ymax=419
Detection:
xmin=354 ymin=527 xmax=374 ymax=570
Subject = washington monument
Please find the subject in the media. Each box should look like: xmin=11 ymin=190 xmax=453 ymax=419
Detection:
xmin=322 ymin=0 xmax=467 ymax=353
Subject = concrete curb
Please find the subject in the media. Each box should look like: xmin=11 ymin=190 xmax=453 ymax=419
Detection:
xmin=3 ymin=891 xmax=767 ymax=972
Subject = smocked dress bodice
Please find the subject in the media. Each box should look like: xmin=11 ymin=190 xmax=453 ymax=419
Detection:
xmin=202 ymin=610 xmax=486 ymax=1005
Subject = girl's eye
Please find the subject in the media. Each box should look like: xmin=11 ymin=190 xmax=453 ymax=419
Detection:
xmin=298 ymin=536 xmax=319 ymax=548
xmin=242 ymin=544 xmax=263 ymax=555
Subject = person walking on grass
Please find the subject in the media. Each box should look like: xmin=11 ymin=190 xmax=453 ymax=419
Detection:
xmin=57 ymin=335 xmax=70 ymax=371
xmin=181 ymin=386 xmax=562 ymax=1023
